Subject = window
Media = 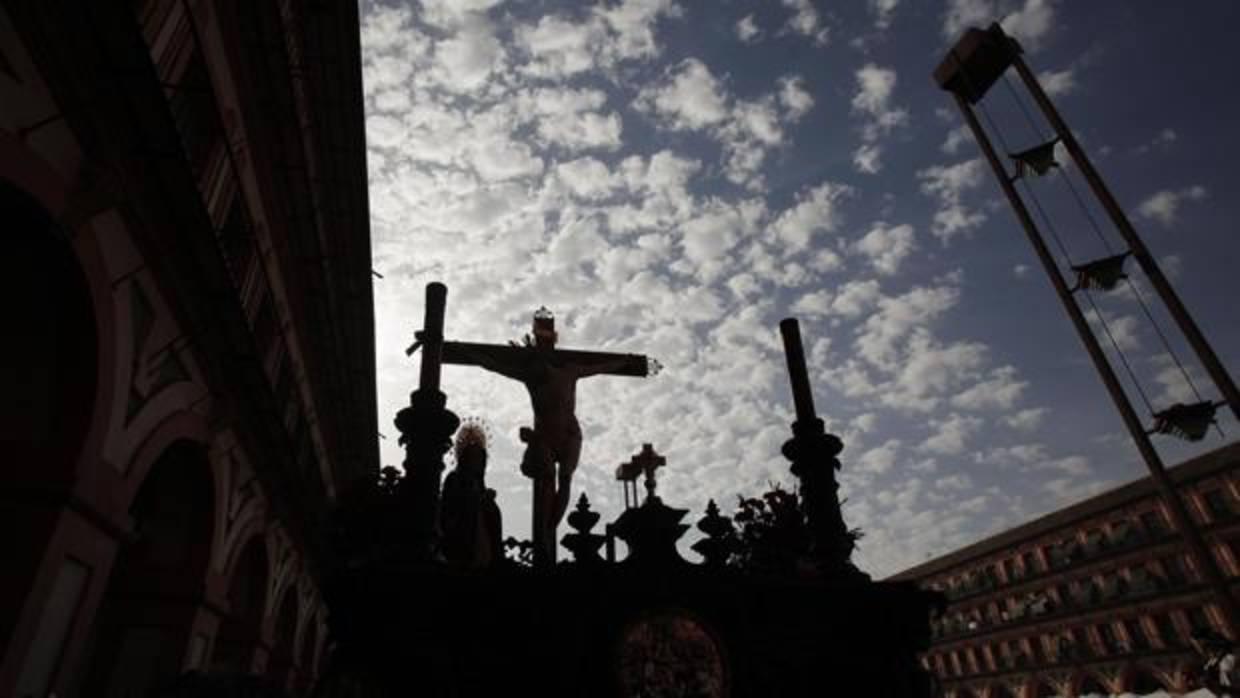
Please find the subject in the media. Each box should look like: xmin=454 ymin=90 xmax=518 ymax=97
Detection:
xmin=1055 ymin=582 xmax=1073 ymax=607
xmin=1161 ymin=555 xmax=1190 ymax=585
xmin=167 ymin=52 xmax=224 ymax=176
xmin=216 ymin=201 xmax=255 ymax=289
xmin=1155 ymin=613 xmax=1181 ymax=647
xmin=1187 ymin=606 xmax=1213 ymax=634
xmin=1083 ymin=528 xmax=1105 ymax=555
xmin=1097 ymin=623 xmax=1121 ymax=654
xmin=1141 ymin=509 xmax=1168 ymax=537
xmin=1203 ymin=489 xmax=1233 ymax=521
xmin=984 ymin=564 xmax=1001 ymax=588
xmin=1003 ymin=557 xmax=1017 ymax=581
xmin=1021 ymin=550 xmax=1038 ymax=576
xmin=1125 ymin=618 xmax=1150 ymax=651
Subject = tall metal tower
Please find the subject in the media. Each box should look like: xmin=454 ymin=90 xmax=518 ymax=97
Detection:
xmin=935 ymin=23 xmax=1240 ymax=635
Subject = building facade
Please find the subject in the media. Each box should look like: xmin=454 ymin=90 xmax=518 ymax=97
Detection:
xmin=1 ymin=2 xmax=376 ymax=696
xmin=891 ymin=443 xmax=1240 ymax=697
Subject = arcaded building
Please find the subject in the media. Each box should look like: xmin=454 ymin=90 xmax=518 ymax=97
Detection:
xmin=1 ymin=2 xmax=376 ymax=696
xmin=891 ymin=442 xmax=1240 ymax=697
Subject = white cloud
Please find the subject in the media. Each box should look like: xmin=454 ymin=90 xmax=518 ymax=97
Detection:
xmin=917 ymin=158 xmax=988 ymax=243
xmin=856 ymin=285 xmax=961 ymax=370
xmin=1151 ymin=356 xmax=1209 ymax=406
xmin=1041 ymin=454 xmax=1092 ymax=477
xmin=1004 ymin=407 xmax=1047 ymax=431
xmin=679 ymin=198 xmax=751 ymax=267
xmin=1137 ymin=185 xmax=1208 ymax=227
xmin=941 ymin=124 xmax=972 ymax=155
xmin=514 ymin=0 xmax=682 ymax=78
xmin=886 ymin=334 xmax=989 ymax=411
xmin=596 ymin=0 xmax=684 ymax=65
xmin=554 ymin=157 xmax=618 ymax=200
xmin=830 ymin=279 xmax=883 ymax=317
xmin=853 ymin=222 xmax=916 ymax=275
xmin=777 ymin=76 xmax=815 ymax=120
xmin=637 ymin=58 xmax=729 ymax=130
xmin=858 ymin=439 xmax=902 ymax=474
xmin=420 ymin=0 xmax=504 ymax=28
xmin=870 ymin=0 xmax=900 ymax=29
xmin=1134 ymin=127 xmax=1178 ymax=155
xmin=943 ymin=0 xmax=1058 ymax=50
xmin=920 ymin=413 xmax=984 ymax=455
xmin=768 ymin=182 xmax=853 ymax=252
xmin=852 ymin=143 xmax=883 ymax=174
xmin=736 ymin=14 xmax=762 ymax=43
xmin=1084 ymin=308 xmax=1141 ymax=352
xmin=950 ymin=365 xmax=1027 ymax=410
xmin=515 ymin=15 xmax=604 ymax=78
xmin=792 ymin=290 xmax=835 ymax=317
xmin=942 ymin=0 xmax=993 ymax=41
xmin=1001 ymin=0 xmax=1056 ymax=49
xmin=782 ymin=0 xmax=830 ymax=46
xmin=975 ymin=443 xmax=1047 ymax=466
xmin=432 ymin=17 xmax=506 ymax=93
xmin=1038 ymin=67 xmax=1076 ymax=96
xmin=518 ymin=87 xmax=624 ymax=151
xmin=851 ymin=64 xmax=909 ymax=140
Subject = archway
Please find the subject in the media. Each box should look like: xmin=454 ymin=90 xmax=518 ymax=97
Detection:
xmin=81 ymin=440 xmax=215 ymax=694
xmin=0 ymin=176 xmax=98 ymax=473
xmin=265 ymin=587 xmax=298 ymax=687
xmin=1077 ymin=673 xmax=1109 ymax=697
xmin=1127 ymin=666 xmax=1166 ymax=695
xmin=298 ymin=616 xmax=319 ymax=688
xmin=211 ymin=535 xmax=268 ymax=673
xmin=0 ymin=176 xmax=101 ymax=692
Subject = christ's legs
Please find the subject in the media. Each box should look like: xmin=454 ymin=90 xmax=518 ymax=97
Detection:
xmin=552 ymin=432 xmax=582 ymax=526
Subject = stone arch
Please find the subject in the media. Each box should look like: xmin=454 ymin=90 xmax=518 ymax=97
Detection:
xmin=298 ymin=608 xmax=321 ymax=679
xmin=1075 ymin=671 xmax=1109 ymax=697
xmin=117 ymin=410 xmax=209 ymax=511
xmin=211 ymin=533 xmax=269 ymax=673
xmin=265 ymin=584 xmax=299 ymax=687
xmin=0 ymin=174 xmax=107 ymax=691
xmin=1 ymin=175 xmax=99 ymax=480
xmin=80 ymin=439 xmax=215 ymax=695
xmin=1122 ymin=663 xmax=1167 ymax=695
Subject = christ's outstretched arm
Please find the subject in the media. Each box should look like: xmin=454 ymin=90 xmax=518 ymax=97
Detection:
xmin=447 ymin=343 xmax=530 ymax=382
xmin=574 ymin=354 xmax=646 ymax=378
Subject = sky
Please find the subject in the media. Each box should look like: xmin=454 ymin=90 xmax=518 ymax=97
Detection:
xmin=361 ymin=0 xmax=1240 ymax=579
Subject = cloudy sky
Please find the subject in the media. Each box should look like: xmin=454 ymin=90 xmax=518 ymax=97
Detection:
xmin=362 ymin=0 xmax=1240 ymax=578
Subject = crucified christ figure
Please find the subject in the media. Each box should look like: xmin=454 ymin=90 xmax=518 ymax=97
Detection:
xmin=443 ymin=307 xmax=656 ymax=564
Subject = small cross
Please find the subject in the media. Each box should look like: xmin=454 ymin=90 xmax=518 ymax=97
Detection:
xmin=629 ymin=443 xmax=666 ymax=502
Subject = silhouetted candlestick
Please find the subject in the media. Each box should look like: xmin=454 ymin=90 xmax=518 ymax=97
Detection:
xmin=419 ymin=282 xmax=447 ymax=392
xmin=394 ymin=281 xmax=459 ymax=561
xmin=779 ymin=318 xmax=817 ymax=423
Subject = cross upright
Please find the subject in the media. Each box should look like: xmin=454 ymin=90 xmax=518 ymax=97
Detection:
xmin=441 ymin=307 xmax=658 ymax=566
xmin=629 ymin=443 xmax=666 ymax=502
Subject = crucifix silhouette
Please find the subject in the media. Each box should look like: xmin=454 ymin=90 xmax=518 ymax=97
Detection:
xmin=416 ymin=297 xmax=659 ymax=566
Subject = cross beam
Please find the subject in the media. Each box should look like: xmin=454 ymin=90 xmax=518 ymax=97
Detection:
xmin=442 ymin=341 xmax=653 ymax=377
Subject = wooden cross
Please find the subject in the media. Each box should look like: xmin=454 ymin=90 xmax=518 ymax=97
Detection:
xmin=629 ymin=443 xmax=666 ymax=502
xmin=434 ymin=311 xmax=657 ymax=566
